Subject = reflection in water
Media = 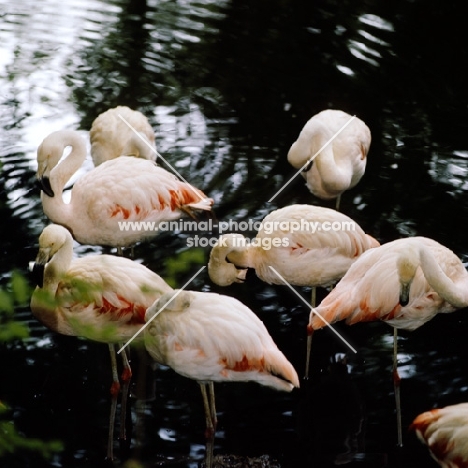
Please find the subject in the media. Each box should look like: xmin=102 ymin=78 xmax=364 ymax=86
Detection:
xmin=1 ymin=0 xmax=468 ymax=466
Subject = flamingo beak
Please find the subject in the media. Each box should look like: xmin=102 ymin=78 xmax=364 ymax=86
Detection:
xmin=234 ymin=268 xmax=248 ymax=283
xmin=29 ymin=261 xmax=45 ymax=288
xmin=399 ymin=282 xmax=411 ymax=306
xmin=39 ymin=176 xmax=55 ymax=197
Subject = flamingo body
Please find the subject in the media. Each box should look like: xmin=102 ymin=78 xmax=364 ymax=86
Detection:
xmin=411 ymin=403 xmax=468 ymax=467
xmin=90 ymin=106 xmax=156 ymax=166
xmin=30 ymin=224 xmax=173 ymax=342
xmin=36 ymin=130 xmax=213 ymax=248
xmin=29 ymin=224 xmax=173 ymax=459
xmin=308 ymin=237 xmax=468 ymax=333
xmin=144 ymin=290 xmax=299 ymax=392
xmin=288 ymin=109 xmax=371 ymax=201
xmin=208 ymin=204 xmax=379 ymax=288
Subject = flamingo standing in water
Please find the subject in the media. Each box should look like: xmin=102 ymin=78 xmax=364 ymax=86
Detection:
xmin=36 ymin=130 xmax=213 ymax=251
xmin=287 ymin=109 xmax=371 ymax=210
xmin=410 ymin=402 xmax=468 ymax=467
xmin=208 ymin=204 xmax=378 ymax=357
xmin=307 ymin=236 xmax=468 ymax=446
xmin=208 ymin=204 xmax=378 ymax=292
xmin=29 ymin=224 xmax=173 ymax=460
xmin=90 ymin=106 xmax=157 ymax=166
xmin=144 ymin=290 xmax=299 ymax=439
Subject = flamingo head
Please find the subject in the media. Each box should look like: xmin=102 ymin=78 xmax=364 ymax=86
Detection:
xmin=208 ymin=234 xmax=249 ymax=286
xmin=36 ymin=133 xmax=69 ymax=197
xmin=397 ymin=247 xmax=419 ymax=306
xmin=30 ymin=224 xmax=72 ymax=287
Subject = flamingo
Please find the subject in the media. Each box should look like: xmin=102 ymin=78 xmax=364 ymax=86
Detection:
xmin=410 ymin=402 xmax=468 ymax=467
xmin=29 ymin=224 xmax=173 ymax=460
xmin=208 ymin=204 xmax=378 ymax=322
xmin=144 ymin=289 xmax=300 ymax=438
xmin=90 ymin=106 xmax=157 ymax=166
xmin=287 ymin=109 xmax=371 ymax=210
xmin=36 ymin=130 xmax=213 ymax=250
xmin=307 ymin=236 xmax=468 ymax=447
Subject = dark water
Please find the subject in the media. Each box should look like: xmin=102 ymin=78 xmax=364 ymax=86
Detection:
xmin=1 ymin=0 xmax=468 ymax=466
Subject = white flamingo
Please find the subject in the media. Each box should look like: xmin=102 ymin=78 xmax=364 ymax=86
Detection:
xmin=36 ymin=130 xmax=213 ymax=250
xmin=287 ymin=109 xmax=371 ymax=210
xmin=29 ymin=224 xmax=173 ymax=460
xmin=411 ymin=402 xmax=468 ymax=467
xmin=90 ymin=106 xmax=157 ymax=166
xmin=144 ymin=289 xmax=300 ymax=438
xmin=308 ymin=236 xmax=468 ymax=446
xmin=208 ymin=204 xmax=378 ymax=294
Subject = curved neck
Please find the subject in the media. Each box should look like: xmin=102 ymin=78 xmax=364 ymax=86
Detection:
xmin=418 ymin=246 xmax=468 ymax=308
xmin=226 ymin=243 xmax=254 ymax=269
xmin=43 ymin=237 xmax=74 ymax=295
xmin=314 ymin=142 xmax=352 ymax=193
xmin=124 ymin=132 xmax=156 ymax=159
xmin=42 ymin=130 xmax=87 ymax=224
xmin=49 ymin=130 xmax=87 ymax=194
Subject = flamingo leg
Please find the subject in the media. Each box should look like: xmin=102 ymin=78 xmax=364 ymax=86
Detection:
xmin=304 ymin=287 xmax=317 ymax=379
xmin=335 ymin=194 xmax=342 ymax=211
xmin=200 ymin=383 xmax=215 ymax=438
xmin=119 ymin=345 xmax=132 ymax=442
xmin=107 ymin=343 xmax=120 ymax=460
xmin=393 ymin=328 xmax=403 ymax=447
xmin=208 ymin=381 xmax=217 ymax=428
xmin=304 ymin=329 xmax=314 ymax=380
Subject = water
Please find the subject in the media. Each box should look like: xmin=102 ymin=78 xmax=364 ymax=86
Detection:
xmin=1 ymin=0 xmax=468 ymax=466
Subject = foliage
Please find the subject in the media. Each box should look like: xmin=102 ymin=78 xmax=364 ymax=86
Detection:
xmin=0 ymin=401 xmax=63 ymax=458
xmin=0 ymin=271 xmax=29 ymax=342
xmin=0 ymin=272 xmax=63 ymax=459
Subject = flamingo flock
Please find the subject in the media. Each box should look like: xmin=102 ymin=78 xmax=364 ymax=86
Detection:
xmin=29 ymin=106 xmax=468 ymax=465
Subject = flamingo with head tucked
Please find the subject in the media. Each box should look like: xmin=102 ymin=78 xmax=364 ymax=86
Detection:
xmin=208 ymin=204 xmax=378 ymax=291
xmin=144 ymin=289 xmax=300 ymax=438
xmin=307 ymin=236 xmax=468 ymax=447
xmin=36 ymin=130 xmax=213 ymax=251
xmin=29 ymin=224 xmax=173 ymax=460
xmin=90 ymin=105 xmax=157 ymax=166
xmin=287 ymin=109 xmax=371 ymax=210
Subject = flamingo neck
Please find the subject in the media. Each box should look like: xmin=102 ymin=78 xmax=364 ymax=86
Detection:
xmin=418 ymin=246 xmax=468 ymax=308
xmin=314 ymin=142 xmax=352 ymax=194
xmin=43 ymin=130 xmax=87 ymax=224
xmin=226 ymin=243 xmax=254 ymax=269
xmin=43 ymin=236 xmax=74 ymax=295
xmin=124 ymin=132 xmax=156 ymax=159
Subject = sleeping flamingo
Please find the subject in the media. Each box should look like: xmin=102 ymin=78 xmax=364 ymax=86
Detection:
xmin=29 ymin=224 xmax=173 ymax=460
xmin=307 ymin=236 xmax=468 ymax=446
xmin=144 ymin=289 xmax=300 ymax=438
xmin=410 ymin=402 xmax=468 ymax=467
xmin=36 ymin=130 xmax=213 ymax=250
xmin=90 ymin=106 xmax=157 ymax=166
xmin=287 ymin=109 xmax=371 ymax=210
xmin=208 ymin=204 xmax=378 ymax=308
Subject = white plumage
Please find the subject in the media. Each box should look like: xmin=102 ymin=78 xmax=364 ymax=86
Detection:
xmin=36 ymin=130 xmax=213 ymax=248
xmin=288 ymin=109 xmax=371 ymax=208
xmin=144 ymin=290 xmax=299 ymax=435
xmin=411 ymin=403 xmax=468 ymax=467
xmin=90 ymin=106 xmax=157 ymax=166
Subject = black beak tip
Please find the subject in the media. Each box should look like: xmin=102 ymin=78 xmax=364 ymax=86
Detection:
xmin=399 ymin=296 xmax=409 ymax=307
xmin=29 ymin=262 xmax=45 ymax=288
xmin=38 ymin=177 xmax=55 ymax=197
